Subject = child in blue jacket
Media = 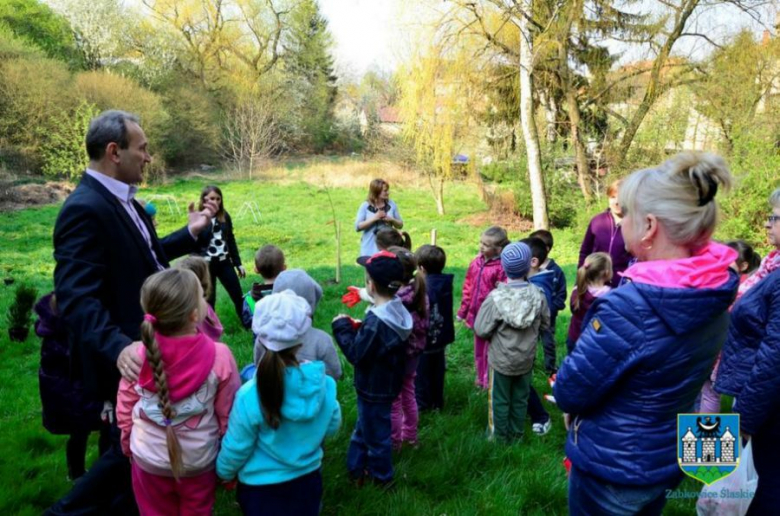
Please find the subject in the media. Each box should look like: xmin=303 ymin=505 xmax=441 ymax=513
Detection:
xmin=218 ymin=292 xmax=341 ymax=515
xmin=332 ymin=251 xmax=413 ymax=486
xmin=529 ymin=229 xmax=567 ymax=374
xmin=519 ymin=237 xmax=554 ymax=435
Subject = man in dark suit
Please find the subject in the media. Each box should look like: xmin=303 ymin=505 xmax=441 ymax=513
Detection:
xmin=47 ymin=110 xmax=217 ymax=515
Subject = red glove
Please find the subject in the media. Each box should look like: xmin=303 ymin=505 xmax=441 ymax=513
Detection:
xmin=349 ymin=317 xmax=362 ymax=330
xmin=342 ymin=286 xmax=362 ymax=308
xmin=222 ymin=479 xmax=237 ymax=491
xmin=563 ymin=457 xmax=572 ymax=476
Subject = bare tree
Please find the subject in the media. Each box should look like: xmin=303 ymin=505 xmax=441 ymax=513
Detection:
xmin=222 ymin=97 xmax=282 ymax=178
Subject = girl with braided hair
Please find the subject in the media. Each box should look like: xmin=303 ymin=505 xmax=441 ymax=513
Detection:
xmin=116 ymin=268 xmax=241 ymax=516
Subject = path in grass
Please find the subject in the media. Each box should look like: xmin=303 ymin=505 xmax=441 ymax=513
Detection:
xmin=0 ymin=170 xmax=699 ymax=515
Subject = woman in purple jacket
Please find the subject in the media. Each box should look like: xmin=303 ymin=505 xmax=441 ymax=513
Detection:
xmin=578 ymin=180 xmax=633 ymax=288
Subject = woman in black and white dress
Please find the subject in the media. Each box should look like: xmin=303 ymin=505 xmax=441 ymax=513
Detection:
xmin=197 ymin=185 xmax=245 ymax=319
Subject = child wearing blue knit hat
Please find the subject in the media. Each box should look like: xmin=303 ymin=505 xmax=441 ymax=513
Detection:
xmin=473 ymin=242 xmax=550 ymax=442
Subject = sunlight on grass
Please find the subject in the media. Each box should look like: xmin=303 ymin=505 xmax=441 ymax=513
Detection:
xmin=0 ymin=168 xmax=699 ymax=515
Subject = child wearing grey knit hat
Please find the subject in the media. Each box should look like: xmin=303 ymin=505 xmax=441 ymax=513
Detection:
xmin=473 ymin=241 xmax=550 ymax=442
xmin=260 ymin=270 xmax=343 ymax=379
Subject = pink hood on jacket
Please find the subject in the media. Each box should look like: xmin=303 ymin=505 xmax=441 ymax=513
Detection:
xmin=620 ymin=242 xmax=737 ymax=289
xmin=138 ymin=332 xmax=216 ymax=403
xmin=458 ymin=254 xmax=507 ymax=327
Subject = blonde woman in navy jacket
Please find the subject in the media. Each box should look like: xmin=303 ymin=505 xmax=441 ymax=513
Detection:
xmin=555 ymin=153 xmax=739 ymax=516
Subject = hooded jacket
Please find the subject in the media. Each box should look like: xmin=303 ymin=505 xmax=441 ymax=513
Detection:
xmin=424 ymin=273 xmax=455 ymax=354
xmin=474 ymin=282 xmax=550 ymax=376
xmin=528 ymin=269 xmax=556 ymax=313
xmin=116 ymin=333 xmax=241 ymax=477
xmin=36 ymin=292 xmax=103 ymax=435
xmin=457 ymin=255 xmax=507 ymax=328
xmin=332 ymin=298 xmax=413 ymax=403
xmin=545 ymin=258 xmax=568 ymax=315
xmin=554 ymin=242 xmax=739 ymax=486
xmin=216 ymin=361 xmax=341 ymax=485
xmin=251 ymin=270 xmax=342 ymax=379
xmin=397 ymin=284 xmax=430 ymax=363
xmin=716 ymin=268 xmax=780 ymax=436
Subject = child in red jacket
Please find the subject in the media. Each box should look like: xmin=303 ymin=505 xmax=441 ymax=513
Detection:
xmin=457 ymin=226 xmax=510 ymax=389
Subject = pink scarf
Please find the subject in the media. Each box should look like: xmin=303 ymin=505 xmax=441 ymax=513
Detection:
xmin=736 ymin=249 xmax=780 ymax=301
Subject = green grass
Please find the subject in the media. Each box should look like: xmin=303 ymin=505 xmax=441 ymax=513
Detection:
xmin=0 ymin=172 xmax=701 ymax=515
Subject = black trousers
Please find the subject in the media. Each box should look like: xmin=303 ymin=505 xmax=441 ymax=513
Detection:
xmin=66 ymin=424 xmax=111 ymax=480
xmin=416 ymin=351 xmax=446 ymax=411
xmin=46 ymin=420 xmax=138 ymax=516
xmin=207 ymin=258 xmax=244 ymax=319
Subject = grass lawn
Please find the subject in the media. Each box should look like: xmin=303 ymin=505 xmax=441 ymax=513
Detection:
xmin=0 ymin=168 xmax=702 ymax=515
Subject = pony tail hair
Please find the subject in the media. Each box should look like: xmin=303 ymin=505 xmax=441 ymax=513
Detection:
xmin=574 ymin=264 xmax=588 ymax=312
xmin=256 ymin=348 xmax=286 ymax=430
xmin=141 ymin=319 xmax=183 ymax=481
xmin=575 ymin=253 xmax=612 ymax=311
xmin=401 ymin=231 xmax=412 ymax=250
xmin=412 ymin=273 xmax=428 ymax=318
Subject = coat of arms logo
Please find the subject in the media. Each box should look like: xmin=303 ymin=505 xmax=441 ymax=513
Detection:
xmin=678 ymin=413 xmax=740 ymax=485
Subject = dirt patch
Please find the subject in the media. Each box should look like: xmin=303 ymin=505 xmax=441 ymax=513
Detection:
xmin=0 ymin=181 xmax=74 ymax=212
xmin=459 ymin=209 xmax=534 ymax=234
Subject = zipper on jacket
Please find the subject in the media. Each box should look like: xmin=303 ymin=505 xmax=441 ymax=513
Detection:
xmin=471 ymin=260 xmax=486 ymax=315
xmin=573 ymin=416 xmax=582 ymax=446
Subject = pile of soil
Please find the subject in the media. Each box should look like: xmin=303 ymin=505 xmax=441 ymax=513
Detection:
xmin=0 ymin=181 xmax=74 ymax=212
xmin=459 ymin=209 xmax=534 ymax=233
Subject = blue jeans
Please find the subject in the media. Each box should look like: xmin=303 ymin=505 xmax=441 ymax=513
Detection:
xmin=347 ymin=398 xmax=393 ymax=483
xmin=569 ymin=466 xmax=681 ymax=516
xmin=527 ymin=387 xmax=550 ymax=425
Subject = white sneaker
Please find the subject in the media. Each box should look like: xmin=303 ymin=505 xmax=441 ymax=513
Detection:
xmin=532 ymin=420 xmax=552 ymax=436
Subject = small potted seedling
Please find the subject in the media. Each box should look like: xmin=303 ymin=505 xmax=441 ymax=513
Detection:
xmin=6 ymin=283 xmax=37 ymax=342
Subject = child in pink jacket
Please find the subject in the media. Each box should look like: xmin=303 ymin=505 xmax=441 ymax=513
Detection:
xmin=389 ymin=247 xmax=429 ymax=449
xmin=116 ymin=269 xmax=241 ymax=516
xmin=458 ymin=227 xmax=510 ymax=389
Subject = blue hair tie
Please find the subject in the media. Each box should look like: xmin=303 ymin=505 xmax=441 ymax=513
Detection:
xmin=163 ymin=418 xmax=172 ymax=427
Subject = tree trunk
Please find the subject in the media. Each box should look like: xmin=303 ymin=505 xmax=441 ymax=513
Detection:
xmin=518 ymin=0 xmax=549 ymax=229
xmin=434 ymin=177 xmax=445 ymax=215
xmin=612 ymin=0 xmax=698 ymax=169
xmin=429 ymin=172 xmax=446 ymax=215
xmin=540 ymin=90 xmax=558 ymax=143
xmin=566 ymin=89 xmax=592 ymax=201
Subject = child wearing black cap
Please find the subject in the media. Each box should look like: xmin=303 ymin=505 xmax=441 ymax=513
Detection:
xmin=332 ymin=251 xmax=413 ymax=486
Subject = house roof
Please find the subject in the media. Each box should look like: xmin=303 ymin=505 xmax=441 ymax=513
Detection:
xmin=378 ymin=106 xmax=402 ymax=124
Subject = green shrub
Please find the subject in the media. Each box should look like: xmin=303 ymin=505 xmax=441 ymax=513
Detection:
xmin=75 ymin=71 xmax=169 ymax=164
xmin=480 ymin=158 xmax=582 ymax=228
xmin=6 ymin=283 xmax=37 ymax=329
xmin=40 ymin=101 xmax=98 ymax=179
xmin=0 ymin=55 xmax=79 ymax=172
xmin=158 ymin=84 xmax=221 ymax=168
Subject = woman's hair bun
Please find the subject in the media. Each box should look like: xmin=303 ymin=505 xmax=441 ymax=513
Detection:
xmin=666 ymin=152 xmax=732 ymax=206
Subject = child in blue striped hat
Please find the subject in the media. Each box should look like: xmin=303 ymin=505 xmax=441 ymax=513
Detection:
xmin=473 ymin=242 xmax=551 ymax=442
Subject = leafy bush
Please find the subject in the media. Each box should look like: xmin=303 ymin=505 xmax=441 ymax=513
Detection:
xmin=717 ymin=130 xmax=780 ymax=252
xmin=480 ymin=158 xmax=582 ymax=228
xmin=40 ymin=101 xmax=98 ymax=179
xmin=6 ymin=283 xmax=37 ymax=329
xmin=75 ymin=71 xmax=169 ymax=162
xmin=0 ymin=55 xmax=79 ymax=172
xmin=0 ymin=0 xmax=84 ymax=68
xmin=158 ymin=84 xmax=221 ymax=168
